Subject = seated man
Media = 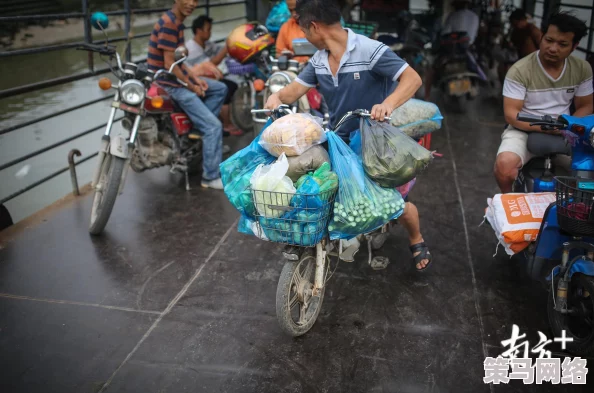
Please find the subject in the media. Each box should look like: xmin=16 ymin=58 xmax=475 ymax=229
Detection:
xmin=275 ymin=0 xmax=309 ymax=63
xmin=266 ymin=0 xmax=433 ymax=271
xmin=187 ymin=15 xmax=244 ymax=136
xmin=494 ymin=12 xmax=593 ymax=193
xmin=148 ymin=0 xmax=227 ymax=189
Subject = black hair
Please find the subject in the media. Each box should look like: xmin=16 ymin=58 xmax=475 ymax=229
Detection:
xmin=509 ymin=9 xmax=527 ymax=22
xmin=192 ymin=15 xmax=213 ymax=34
xmin=542 ymin=11 xmax=588 ymax=45
xmin=295 ymin=0 xmax=342 ymax=29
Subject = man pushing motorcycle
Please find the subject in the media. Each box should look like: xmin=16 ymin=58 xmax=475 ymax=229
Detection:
xmin=265 ymin=0 xmax=432 ymax=271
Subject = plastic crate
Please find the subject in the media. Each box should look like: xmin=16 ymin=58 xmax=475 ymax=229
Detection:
xmin=250 ymin=186 xmax=338 ymax=247
xmin=344 ymin=21 xmax=379 ymax=38
xmin=555 ymin=176 xmax=594 ymax=237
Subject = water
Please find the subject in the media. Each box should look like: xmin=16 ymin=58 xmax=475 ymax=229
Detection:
xmin=0 ymin=4 xmax=246 ymax=223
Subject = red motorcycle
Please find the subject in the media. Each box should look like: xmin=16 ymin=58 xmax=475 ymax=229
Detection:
xmin=78 ymin=12 xmax=201 ymax=235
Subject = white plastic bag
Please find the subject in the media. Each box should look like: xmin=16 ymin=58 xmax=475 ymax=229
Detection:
xmin=250 ymin=153 xmax=297 ymax=218
xmin=259 ymin=113 xmax=326 ymax=157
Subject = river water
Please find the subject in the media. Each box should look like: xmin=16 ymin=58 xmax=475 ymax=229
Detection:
xmin=0 ymin=4 xmax=246 ymax=223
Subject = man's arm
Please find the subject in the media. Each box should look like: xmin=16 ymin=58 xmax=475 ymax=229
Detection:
xmin=573 ymin=69 xmax=594 ymax=116
xmin=210 ymin=46 xmax=227 ymax=66
xmin=503 ymin=97 xmax=546 ymax=132
xmin=530 ymin=24 xmax=543 ymax=48
xmin=264 ymin=81 xmax=310 ymax=109
xmin=372 ymin=67 xmax=421 ymax=120
xmin=574 ymin=94 xmax=594 ymax=117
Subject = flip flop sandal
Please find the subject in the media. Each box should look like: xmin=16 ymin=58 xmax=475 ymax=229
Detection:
xmin=410 ymin=242 xmax=432 ymax=272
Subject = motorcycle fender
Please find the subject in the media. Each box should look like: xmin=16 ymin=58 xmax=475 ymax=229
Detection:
xmin=109 ymin=135 xmax=129 ymax=159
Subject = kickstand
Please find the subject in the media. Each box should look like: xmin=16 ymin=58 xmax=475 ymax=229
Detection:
xmin=185 ymin=170 xmax=190 ymax=191
xmin=368 ymin=237 xmax=390 ymax=270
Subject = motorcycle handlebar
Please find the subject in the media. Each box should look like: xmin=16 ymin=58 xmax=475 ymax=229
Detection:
xmin=517 ymin=113 xmax=548 ymax=123
xmin=76 ymin=42 xmax=116 ymax=56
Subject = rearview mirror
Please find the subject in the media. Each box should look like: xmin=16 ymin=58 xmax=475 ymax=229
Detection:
xmin=90 ymin=12 xmax=109 ymax=30
xmin=174 ymin=46 xmax=188 ymax=61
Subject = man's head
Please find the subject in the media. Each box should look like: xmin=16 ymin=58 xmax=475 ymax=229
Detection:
xmin=192 ymin=15 xmax=213 ymax=41
xmin=287 ymin=0 xmax=297 ymax=20
xmin=540 ymin=11 xmax=588 ymax=64
xmin=295 ymin=0 xmax=342 ymax=49
xmin=509 ymin=9 xmax=528 ymax=29
xmin=173 ymin=0 xmax=198 ymax=18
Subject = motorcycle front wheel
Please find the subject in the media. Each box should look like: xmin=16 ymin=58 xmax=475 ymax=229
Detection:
xmin=548 ymin=274 xmax=594 ymax=356
xmin=276 ymin=253 xmax=325 ymax=337
xmin=89 ymin=155 xmax=125 ymax=235
xmin=231 ymin=84 xmax=254 ymax=132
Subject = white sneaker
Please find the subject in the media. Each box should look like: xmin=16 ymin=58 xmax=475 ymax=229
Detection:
xmin=201 ymin=178 xmax=224 ymax=190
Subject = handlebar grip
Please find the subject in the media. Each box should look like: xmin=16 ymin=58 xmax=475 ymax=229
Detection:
xmin=516 ymin=113 xmax=545 ymax=123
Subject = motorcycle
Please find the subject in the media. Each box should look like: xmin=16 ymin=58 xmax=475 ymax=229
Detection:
xmin=514 ymin=113 xmax=594 ymax=356
xmin=433 ymin=31 xmax=485 ymax=113
xmin=249 ymin=106 xmax=390 ymax=337
xmin=80 ymin=12 xmax=201 ymax=235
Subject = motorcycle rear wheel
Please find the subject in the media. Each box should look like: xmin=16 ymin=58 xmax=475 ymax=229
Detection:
xmin=548 ymin=274 xmax=594 ymax=356
xmin=89 ymin=155 xmax=125 ymax=235
xmin=276 ymin=253 xmax=325 ymax=337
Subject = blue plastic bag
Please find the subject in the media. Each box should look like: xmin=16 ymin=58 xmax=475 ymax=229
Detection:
xmin=265 ymin=1 xmax=290 ymax=33
xmin=220 ymin=118 xmax=274 ymax=217
xmin=327 ymin=131 xmax=405 ymax=240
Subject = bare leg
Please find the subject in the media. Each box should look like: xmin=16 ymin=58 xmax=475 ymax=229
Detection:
xmin=399 ymin=202 xmax=429 ymax=270
xmin=494 ymin=152 xmax=522 ymax=193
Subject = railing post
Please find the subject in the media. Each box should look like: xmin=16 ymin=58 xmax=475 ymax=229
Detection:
xmin=206 ymin=0 xmax=210 ymax=17
xmin=124 ymin=0 xmax=132 ymax=62
xmin=82 ymin=0 xmax=94 ymax=72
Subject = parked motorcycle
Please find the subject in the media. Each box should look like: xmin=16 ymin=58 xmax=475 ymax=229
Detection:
xmin=80 ymin=13 xmax=200 ymax=235
xmin=515 ymin=113 xmax=594 ymax=356
xmin=434 ymin=32 xmax=484 ymax=113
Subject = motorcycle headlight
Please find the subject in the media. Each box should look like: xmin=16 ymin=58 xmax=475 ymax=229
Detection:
xmin=268 ymin=73 xmax=291 ymax=94
xmin=120 ymin=79 xmax=145 ymax=106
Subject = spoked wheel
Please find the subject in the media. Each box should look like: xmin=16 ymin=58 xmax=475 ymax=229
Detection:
xmin=89 ymin=155 xmax=125 ymax=236
xmin=231 ymin=84 xmax=253 ymax=132
xmin=276 ymin=253 xmax=325 ymax=336
xmin=548 ymin=274 xmax=594 ymax=356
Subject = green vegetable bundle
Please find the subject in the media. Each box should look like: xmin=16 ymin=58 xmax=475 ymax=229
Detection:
xmin=327 ymin=131 xmax=405 ymax=240
xmin=361 ymin=118 xmax=433 ymax=188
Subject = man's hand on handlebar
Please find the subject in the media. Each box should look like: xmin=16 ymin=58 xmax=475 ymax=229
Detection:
xmin=265 ymin=93 xmax=283 ymax=110
xmin=370 ymin=103 xmax=394 ymax=121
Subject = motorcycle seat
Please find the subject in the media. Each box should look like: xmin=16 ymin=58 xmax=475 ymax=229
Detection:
xmin=527 ymin=133 xmax=570 ymax=157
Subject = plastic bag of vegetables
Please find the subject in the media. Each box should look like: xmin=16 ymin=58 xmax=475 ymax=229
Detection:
xmin=220 ymin=119 xmax=275 ymax=216
xmin=250 ymin=153 xmax=297 ymax=218
xmin=259 ymin=113 xmax=326 ymax=157
xmin=327 ymin=131 xmax=405 ymax=240
xmin=286 ymin=145 xmax=330 ymax=182
xmin=361 ymin=118 xmax=433 ymax=188
xmin=390 ymin=99 xmax=443 ymax=139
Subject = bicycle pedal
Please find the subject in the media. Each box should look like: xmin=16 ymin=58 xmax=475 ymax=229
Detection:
xmin=369 ymin=256 xmax=390 ymax=270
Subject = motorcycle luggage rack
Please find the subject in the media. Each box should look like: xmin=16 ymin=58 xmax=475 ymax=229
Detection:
xmin=555 ymin=176 xmax=594 ymax=237
xmin=249 ymin=186 xmax=338 ymax=247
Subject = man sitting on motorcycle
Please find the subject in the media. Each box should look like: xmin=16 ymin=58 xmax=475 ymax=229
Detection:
xmin=265 ymin=0 xmax=433 ymax=271
xmin=187 ymin=15 xmax=244 ymax=137
xmin=494 ymin=11 xmax=593 ymax=193
xmin=148 ymin=0 xmax=227 ymax=190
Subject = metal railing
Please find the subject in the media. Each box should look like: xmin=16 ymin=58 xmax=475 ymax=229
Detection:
xmin=0 ymin=0 xmax=250 ymax=207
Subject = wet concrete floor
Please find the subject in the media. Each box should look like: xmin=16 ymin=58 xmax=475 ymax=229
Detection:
xmin=0 ymin=97 xmax=593 ymax=392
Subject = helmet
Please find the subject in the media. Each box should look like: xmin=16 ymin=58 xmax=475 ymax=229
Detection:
xmin=226 ymin=23 xmax=275 ymax=64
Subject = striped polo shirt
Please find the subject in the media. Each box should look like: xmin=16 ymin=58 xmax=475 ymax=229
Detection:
xmin=148 ymin=10 xmax=189 ymax=86
xmin=503 ymin=51 xmax=593 ymax=117
xmin=296 ymin=28 xmax=408 ymax=138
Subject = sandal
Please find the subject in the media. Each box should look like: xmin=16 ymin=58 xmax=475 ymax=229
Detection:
xmin=410 ymin=242 xmax=432 ymax=272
